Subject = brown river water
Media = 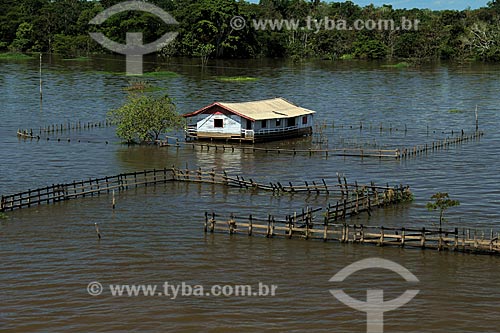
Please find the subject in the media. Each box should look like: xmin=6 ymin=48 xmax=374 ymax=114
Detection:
xmin=1 ymin=56 xmax=499 ymax=332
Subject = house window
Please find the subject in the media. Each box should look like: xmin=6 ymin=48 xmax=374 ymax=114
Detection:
xmin=275 ymin=119 xmax=281 ymax=127
xmin=214 ymin=119 xmax=223 ymax=128
xmin=302 ymin=116 xmax=308 ymax=125
xmin=287 ymin=117 xmax=296 ymax=127
xmin=261 ymin=120 xmax=267 ymax=128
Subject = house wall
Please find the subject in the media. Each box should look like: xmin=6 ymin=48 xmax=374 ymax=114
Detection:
xmin=297 ymin=114 xmax=314 ymax=129
xmin=197 ymin=113 xmax=241 ymax=135
xmin=253 ymin=114 xmax=314 ymax=132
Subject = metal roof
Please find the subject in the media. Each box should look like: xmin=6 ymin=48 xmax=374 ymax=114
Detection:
xmin=183 ymin=97 xmax=316 ymax=121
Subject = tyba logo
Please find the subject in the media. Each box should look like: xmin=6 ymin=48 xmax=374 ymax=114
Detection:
xmin=329 ymin=258 xmax=419 ymax=333
xmin=89 ymin=1 xmax=178 ymax=75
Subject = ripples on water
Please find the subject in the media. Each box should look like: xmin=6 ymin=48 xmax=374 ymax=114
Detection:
xmin=1 ymin=57 xmax=499 ymax=332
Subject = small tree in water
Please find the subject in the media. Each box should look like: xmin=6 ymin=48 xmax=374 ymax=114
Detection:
xmin=426 ymin=192 xmax=460 ymax=230
xmin=108 ymin=94 xmax=185 ymax=144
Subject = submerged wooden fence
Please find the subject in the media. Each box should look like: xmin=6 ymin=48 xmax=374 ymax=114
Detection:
xmin=0 ymin=169 xmax=171 ymax=212
xmin=16 ymin=119 xmax=114 ymax=139
xmin=1 ymin=167 xmax=409 ymax=212
xmin=161 ymin=140 xmax=400 ymax=158
xmin=160 ymin=130 xmax=484 ymax=159
xmin=204 ymin=211 xmax=500 ymax=255
xmin=171 ymin=167 xmax=411 ymax=202
xmin=399 ymin=130 xmax=483 ymax=159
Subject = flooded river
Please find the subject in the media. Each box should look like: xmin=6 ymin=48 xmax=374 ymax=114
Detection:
xmin=1 ymin=56 xmax=499 ymax=332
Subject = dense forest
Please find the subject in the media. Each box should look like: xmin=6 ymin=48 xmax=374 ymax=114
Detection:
xmin=1 ymin=0 xmax=500 ymax=61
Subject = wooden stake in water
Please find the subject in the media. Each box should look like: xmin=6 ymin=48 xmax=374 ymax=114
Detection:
xmin=475 ymin=105 xmax=478 ymax=131
xmin=112 ymin=190 xmax=116 ymax=209
xmin=95 ymin=222 xmax=101 ymax=240
xmin=39 ymin=53 xmax=43 ymax=101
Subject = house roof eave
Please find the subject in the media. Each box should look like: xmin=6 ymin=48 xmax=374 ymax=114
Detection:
xmin=182 ymin=102 xmax=255 ymax=122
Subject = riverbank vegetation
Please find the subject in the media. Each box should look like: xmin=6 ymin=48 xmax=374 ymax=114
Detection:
xmin=215 ymin=76 xmax=258 ymax=82
xmin=1 ymin=0 xmax=499 ymax=62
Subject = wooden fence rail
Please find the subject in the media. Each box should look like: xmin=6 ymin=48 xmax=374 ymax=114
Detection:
xmin=1 ymin=167 xmax=411 ymax=213
xmin=161 ymin=140 xmax=400 ymax=158
xmin=16 ymin=119 xmax=114 ymax=139
xmin=159 ymin=130 xmax=484 ymax=159
xmin=400 ymin=131 xmax=483 ymax=159
xmin=0 ymin=168 xmax=171 ymax=212
xmin=171 ymin=167 xmax=411 ymax=200
xmin=205 ymin=212 xmax=500 ymax=255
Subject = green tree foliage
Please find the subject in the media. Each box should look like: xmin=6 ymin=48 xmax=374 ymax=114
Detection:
xmin=1 ymin=0 xmax=500 ymax=62
xmin=9 ymin=22 xmax=34 ymax=52
xmin=107 ymin=94 xmax=185 ymax=144
xmin=353 ymin=39 xmax=387 ymax=59
xmin=426 ymin=192 xmax=460 ymax=229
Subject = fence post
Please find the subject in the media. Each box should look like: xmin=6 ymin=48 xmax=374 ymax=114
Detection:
xmin=248 ymin=215 xmax=253 ymax=236
xmin=267 ymin=215 xmax=272 ymax=238
xmin=210 ymin=212 xmax=216 ymax=233
xmin=271 ymin=216 xmax=275 ymax=238
xmin=204 ymin=212 xmax=208 ymax=232
xmin=229 ymin=213 xmax=235 ymax=234
xmin=342 ymin=199 xmax=347 ymax=219
xmin=322 ymin=179 xmax=329 ymax=195
xmin=323 ymin=208 xmax=329 ymax=242
xmin=289 ymin=212 xmax=296 ymax=239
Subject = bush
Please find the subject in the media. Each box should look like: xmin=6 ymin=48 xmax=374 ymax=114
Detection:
xmin=107 ymin=94 xmax=186 ymax=144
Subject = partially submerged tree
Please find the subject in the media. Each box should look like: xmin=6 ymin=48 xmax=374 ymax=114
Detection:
xmin=426 ymin=192 xmax=460 ymax=229
xmin=108 ymin=94 xmax=185 ymax=144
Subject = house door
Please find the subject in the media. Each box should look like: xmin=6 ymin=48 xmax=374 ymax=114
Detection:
xmin=246 ymin=119 xmax=253 ymax=130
